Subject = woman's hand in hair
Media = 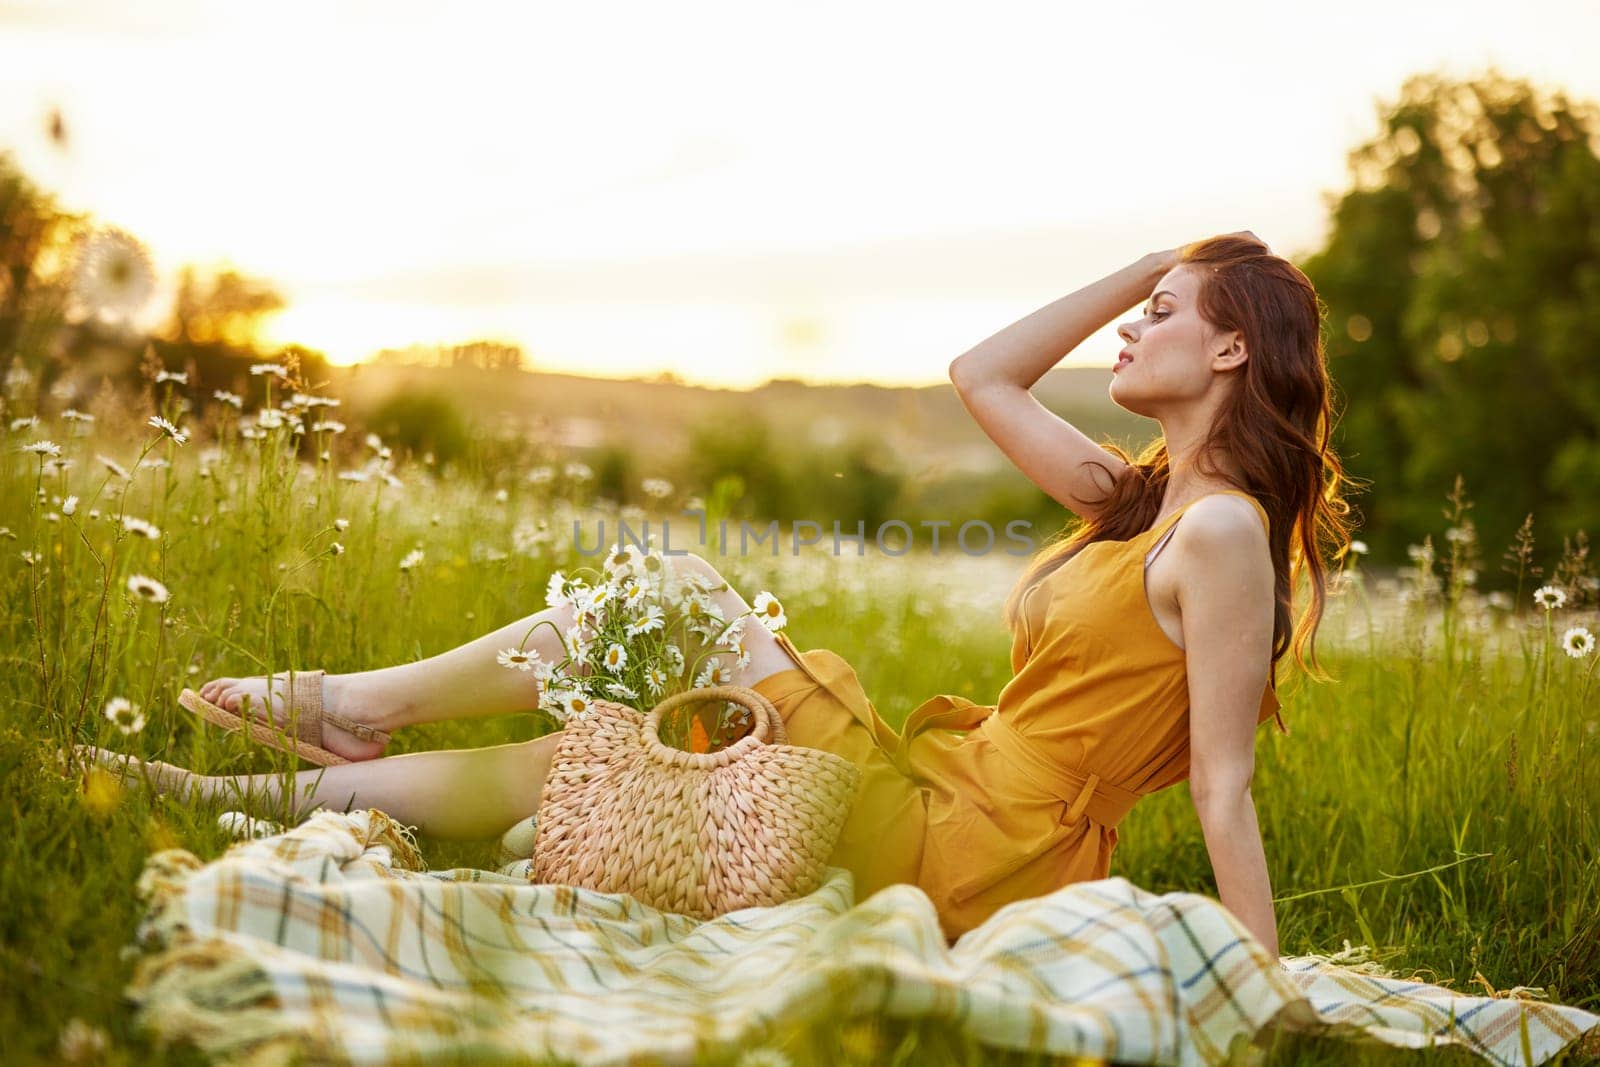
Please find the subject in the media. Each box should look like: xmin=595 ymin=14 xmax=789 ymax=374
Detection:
xmin=1161 ymin=230 xmax=1267 ymax=266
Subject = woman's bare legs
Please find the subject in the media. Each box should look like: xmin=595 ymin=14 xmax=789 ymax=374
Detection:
xmin=195 ymin=602 xmax=584 ymax=761
xmin=81 ymin=733 xmax=560 ymax=839
xmin=193 ymin=552 xmax=802 ymax=761
xmin=101 ymin=552 xmax=806 ymax=838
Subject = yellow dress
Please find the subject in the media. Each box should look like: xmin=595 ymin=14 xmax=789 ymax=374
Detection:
xmin=750 ymin=489 xmax=1287 ymax=944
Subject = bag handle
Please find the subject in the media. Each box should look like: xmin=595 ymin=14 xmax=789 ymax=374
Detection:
xmin=644 ymin=684 xmax=786 ymax=767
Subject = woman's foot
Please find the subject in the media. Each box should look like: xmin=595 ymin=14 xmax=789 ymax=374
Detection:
xmin=195 ymin=670 xmax=391 ymax=762
xmin=74 ymin=745 xmax=208 ymax=801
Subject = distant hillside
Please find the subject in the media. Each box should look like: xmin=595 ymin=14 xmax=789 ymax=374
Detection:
xmin=326 ymin=362 xmax=1156 ymax=478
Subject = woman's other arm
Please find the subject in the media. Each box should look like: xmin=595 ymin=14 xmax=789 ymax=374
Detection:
xmin=1174 ymin=496 xmax=1281 ymax=959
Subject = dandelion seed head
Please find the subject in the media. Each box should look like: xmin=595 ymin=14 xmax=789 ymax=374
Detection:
xmin=72 ymin=226 xmax=156 ymax=320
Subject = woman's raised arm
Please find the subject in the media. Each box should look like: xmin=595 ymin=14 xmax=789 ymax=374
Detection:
xmin=946 ymin=249 xmax=1176 ymax=521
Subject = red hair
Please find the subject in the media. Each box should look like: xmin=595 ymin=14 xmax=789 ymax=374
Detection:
xmin=1001 ymin=234 xmax=1362 ymax=693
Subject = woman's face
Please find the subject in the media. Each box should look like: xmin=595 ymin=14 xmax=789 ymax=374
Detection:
xmin=1111 ymin=265 xmax=1242 ymax=416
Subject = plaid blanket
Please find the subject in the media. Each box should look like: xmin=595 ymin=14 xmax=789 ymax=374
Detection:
xmin=126 ymin=808 xmax=1598 ymax=1066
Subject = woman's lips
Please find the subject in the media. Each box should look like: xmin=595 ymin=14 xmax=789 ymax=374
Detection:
xmin=1115 ymin=351 xmax=1133 ymax=371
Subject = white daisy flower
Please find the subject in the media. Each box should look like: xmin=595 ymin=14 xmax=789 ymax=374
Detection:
xmin=718 ymin=615 xmax=747 ymax=648
xmin=71 ymin=226 xmax=156 ymax=320
xmin=398 ymin=548 xmax=425 ymax=572
xmin=618 ymin=574 xmax=648 ymax=609
xmin=498 ymin=647 xmax=540 ymax=671
xmin=531 ymin=659 xmax=557 ymax=684
xmin=605 ymin=680 xmax=638 ymax=701
xmin=380 ymin=472 xmax=402 ymax=489
xmin=365 ymin=432 xmax=383 ymax=451
xmin=563 ymin=623 xmax=591 ymax=662
xmin=256 ymin=408 xmax=285 ymax=430
xmin=103 ymin=696 xmax=146 ymax=734
xmin=644 ymin=665 xmax=668 ymax=697
xmin=1534 ymin=585 xmax=1566 ymax=611
xmin=731 ymin=637 xmax=752 ymax=671
xmin=526 ymin=465 xmax=555 ymax=485
xmin=126 ymin=574 xmax=170 ymax=603
xmin=250 ymin=362 xmax=287 ymax=378
xmin=588 ymin=585 xmax=615 ymax=615
xmin=121 ymin=516 xmax=161 ymax=540
xmin=695 ymin=661 xmax=735 ymax=688
xmin=602 ymin=642 xmax=628 ymax=671
xmin=10 ymin=415 xmax=39 ymax=431
xmin=62 ymin=408 xmax=94 ymax=423
xmin=20 ymin=550 xmax=39 ymax=565
xmin=625 ymin=604 xmax=666 ymax=637
xmin=19 ymin=439 xmax=61 ymax=457
xmin=329 ymin=541 xmax=345 ymax=556
xmin=61 ymin=495 xmax=78 ymax=516
xmin=494 ymin=488 xmax=509 ymax=503
xmin=559 ymin=690 xmax=593 ymax=721
xmin=337 ymin=468 xmax=369 ymax=482
xmin=155 ymin=369 xmax=188 ymax=385
xmin=545 ymin=570 xmax=573 ymax=609
xmin=564 ymin=461 xmax=593 ymax=481
xmin=311 ymin=419 xmax=345 ymax=434
xmin=663 ymin=643 xmax=686 ymax=678
xmin=334 ymin=517 xmax=350 ymax=531
xmin=213 ymin=389 xmax=243 ymax=409
xmin=641 ymin=477 xmax=674 ymax=499
xmin=96 ymin=453 xmax=129 ymax=479
xmin=1347 ymin=540 xmax=1368 ymax=556
xmin=147 ymin=415 xmax=188 ymax=445
xmin=1562 ymin=626 xmax=1595 ymax=659
xmin=604 ymin=543 xmax=644 ymax=577
xmin=752 ymin=591 xmax=788 ymax=631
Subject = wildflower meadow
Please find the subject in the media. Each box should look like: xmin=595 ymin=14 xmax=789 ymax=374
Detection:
xmin=0 ymin=356 xmax=1595 ymax=1065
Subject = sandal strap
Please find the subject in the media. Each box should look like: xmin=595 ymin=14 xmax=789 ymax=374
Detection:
xmin=286 ymin=669 xmax=326 ymax=750
xmin=321 ymin=709 xmax=392 ymax=744
xmin=284 ymin=670 xmax=392 ymax=746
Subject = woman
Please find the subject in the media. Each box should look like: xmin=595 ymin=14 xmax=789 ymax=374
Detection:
xmin=86 ymin=232 xmax=1354 ymax=950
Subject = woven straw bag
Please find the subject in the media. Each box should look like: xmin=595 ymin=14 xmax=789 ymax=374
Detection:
xmin=525 ymin=684 xmax=861 ymax=920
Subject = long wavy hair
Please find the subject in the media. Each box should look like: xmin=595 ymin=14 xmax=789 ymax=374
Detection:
xmin=1001 ymin=234 xmax=1361 ymax=694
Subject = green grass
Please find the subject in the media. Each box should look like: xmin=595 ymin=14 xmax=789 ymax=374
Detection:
xmin=1 ymin=389 xmax=1596 ymax=1066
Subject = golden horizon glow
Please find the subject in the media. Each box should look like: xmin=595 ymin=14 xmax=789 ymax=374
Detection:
xmin=3 ymin=1 xmax=1599 ymax=388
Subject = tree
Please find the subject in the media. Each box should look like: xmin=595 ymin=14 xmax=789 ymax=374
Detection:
xmin=162 ymin=265 xmax=286 ymax=349
xmin=1301 ymin=69 xmax=1600 ymax=571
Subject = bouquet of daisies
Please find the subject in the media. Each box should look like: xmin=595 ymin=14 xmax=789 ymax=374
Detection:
xmin=495 ymin=545 xmax=790 ymax=751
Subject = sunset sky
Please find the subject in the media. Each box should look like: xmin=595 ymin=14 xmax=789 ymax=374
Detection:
xmin=2 ymin=1 xmax=1597 ymax=389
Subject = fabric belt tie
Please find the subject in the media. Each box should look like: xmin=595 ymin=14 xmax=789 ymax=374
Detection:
xmin=978 ymin=712 xmax=1142 ymax=829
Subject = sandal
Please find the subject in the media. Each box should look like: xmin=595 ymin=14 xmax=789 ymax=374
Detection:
xmin=177 ymin=668 xmax=391 ymax=767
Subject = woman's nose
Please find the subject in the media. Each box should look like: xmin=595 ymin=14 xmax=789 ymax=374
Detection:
xmin=1117 ymin=321 xmax=1137 ymax=343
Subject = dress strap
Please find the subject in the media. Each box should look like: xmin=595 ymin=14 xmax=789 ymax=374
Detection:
xmin=977 ymin=712 xmax=1141 ymax=828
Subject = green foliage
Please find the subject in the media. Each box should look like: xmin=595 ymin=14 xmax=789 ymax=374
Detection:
xmin=1302 ymin=69 xmax=1600 ymax=571
xmin=1 ymin=389 xmax=1597 ymax=1061
xmin=369 ymin=386 xmax=472 ymax=466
